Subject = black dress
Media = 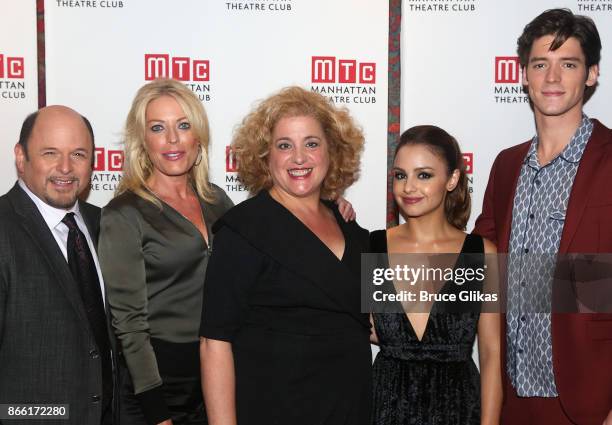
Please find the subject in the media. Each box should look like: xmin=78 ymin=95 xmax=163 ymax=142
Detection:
xmin=200 ymin=191 xmax=372 ymax=425
xmin=370 ymin=231 xmax=484 ymax=425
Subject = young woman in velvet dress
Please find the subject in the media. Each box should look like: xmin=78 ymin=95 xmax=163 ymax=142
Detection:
xmin=370 ymin=125 xmax=502 ymax=425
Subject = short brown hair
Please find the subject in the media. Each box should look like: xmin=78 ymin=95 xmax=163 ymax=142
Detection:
xmin=517 ymin=8 xmax=601 ymax=69
xmin=395 ymin=125 xmax=470 ymax=230
xmin=232 ymin=86 xmax=364 ymax=199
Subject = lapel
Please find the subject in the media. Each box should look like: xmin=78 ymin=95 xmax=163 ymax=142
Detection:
xmin=8 ymin=183 xmax=94 ymax=337
xmin=559 ymin=120 xmax=611 ymax=254
xmin=214 ymin=191 xmax=368 ymax=328
xmin=496 ymin=143 xmax=530 ymax=252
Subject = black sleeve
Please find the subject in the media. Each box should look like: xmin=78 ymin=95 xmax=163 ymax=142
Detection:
xmin=199 ymin=225 xmax=265 ymax=342
xmin=369 ymin=229 xmax=387 ymax=253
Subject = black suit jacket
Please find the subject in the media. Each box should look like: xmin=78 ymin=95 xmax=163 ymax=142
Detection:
xmin=0 ymin=183 xmax=118 ymax=425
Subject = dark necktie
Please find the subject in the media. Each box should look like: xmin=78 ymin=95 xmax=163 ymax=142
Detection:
xmin=62 ymin=212 xmax=113 ymax=412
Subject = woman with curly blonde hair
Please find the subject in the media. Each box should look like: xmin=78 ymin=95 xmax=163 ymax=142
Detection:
xmin=99 ymin=79 xmax=233 ymax=425
xmin=199 ymin=86 xmax=372 ymax=425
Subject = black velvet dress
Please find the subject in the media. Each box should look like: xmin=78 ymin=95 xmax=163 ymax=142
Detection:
xmin=370 ymin=231 xmax=484 ymax=425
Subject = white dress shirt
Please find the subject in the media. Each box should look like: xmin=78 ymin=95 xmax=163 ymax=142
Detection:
xmin=19 ymin=179 xmax=106 ymax=305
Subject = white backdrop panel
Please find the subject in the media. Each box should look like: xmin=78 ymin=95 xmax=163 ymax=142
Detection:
xmin=43 ymin=0 xmax=389 ymax=231
xmin=0 ymin=0 xmax=38 ymax=194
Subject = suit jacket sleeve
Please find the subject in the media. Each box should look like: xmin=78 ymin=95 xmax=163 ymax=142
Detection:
xmin=0 ymin=255 xmax=6 ymax=350
xmin=98 ymin=204 xmax=169 ymax=424
xmin=473 ymin=153 xmax=500 ymax=245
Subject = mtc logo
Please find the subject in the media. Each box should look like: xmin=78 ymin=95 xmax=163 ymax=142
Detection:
xmin=0 ymin=54 xmax=24 ymax=79
xmin=145 ymin=54 xmax=210 ymax=81
xmin=311 ymin=56 xmax=376 ymax=84
xmin=226 ymin=146 xmax=238 ymax=172
xmin=94 ymin=148 xmax=123 ymax=171
xmin=495 ymin=56 xmax=520 ymax=84
xmin=462 ymin=153 xmax=473 ymax=174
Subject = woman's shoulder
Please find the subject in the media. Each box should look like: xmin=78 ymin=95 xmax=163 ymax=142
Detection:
xmin=209 ymin=183 xmax=231 ymax=204
xmin=211 ymin=191 xmax=272 ymax=233
xmin=204 ymin=183 xmax=234 ymax=216
xmin=103 ymin=190 xmax=141 ymax=211
xmin=462 ymin=232 xmax=489 ymax=254
xmin=102 ymin=190 xmax=155 ymax=219
xmin=369 ymin=229 xmax=387 ymax=253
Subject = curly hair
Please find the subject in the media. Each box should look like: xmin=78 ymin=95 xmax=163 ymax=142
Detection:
xmin=394 ymin=125 xmax=471 ymax=230
xmin=232 ymin=86 xmax=364 ymax=200
xmin=116 ymin=78 xmax=215 ymax=205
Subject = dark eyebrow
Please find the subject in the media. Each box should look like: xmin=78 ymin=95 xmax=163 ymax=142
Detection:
xmin=392 ymin=166 xmax=434 ymax=172
xmin=529 ymin=56 xmax=582 ymax=63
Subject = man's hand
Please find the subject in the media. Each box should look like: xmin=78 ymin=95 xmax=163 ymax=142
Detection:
xmin=603 ymin=409 xmax=612 ymax=425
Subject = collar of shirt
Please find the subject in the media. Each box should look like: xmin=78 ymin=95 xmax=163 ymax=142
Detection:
xmin=18 ymin=178 xmax=82 ymax=231
xmin=524 ymin=114 xmax=593 ymax=169
xmin=18 ymin=179 xmax=107 ymax=306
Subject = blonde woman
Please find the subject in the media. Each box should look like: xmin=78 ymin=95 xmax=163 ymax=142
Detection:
xmin=99 ymin=79 xmax=233 ymax=425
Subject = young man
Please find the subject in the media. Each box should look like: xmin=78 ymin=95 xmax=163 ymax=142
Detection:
xmin=0 ymin=106 xmax=116 ymax=425
xmin=474 ymin=8 xmax=612 ymax=425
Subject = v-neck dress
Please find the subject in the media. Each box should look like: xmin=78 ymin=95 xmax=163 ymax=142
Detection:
xmin=99 ymin=185 xmax=233 ymax=425
xmin=370 ymin=231 xmax=484 ymax=425
xmin=200 ymin=190 xmax=372 ymax=425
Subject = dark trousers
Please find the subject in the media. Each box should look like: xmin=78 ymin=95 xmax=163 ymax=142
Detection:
xmin=118 ymin=362 xmax=207 ymax=425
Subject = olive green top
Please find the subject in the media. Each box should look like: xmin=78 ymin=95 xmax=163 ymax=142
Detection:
xmin=98 ymin=185 xmax=233 ymax=396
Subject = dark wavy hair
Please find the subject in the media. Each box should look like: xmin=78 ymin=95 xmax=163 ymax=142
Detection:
xmin=517 ymin=8 xmax=601 ymax=69
xmin=394 ymin=125 xmax=470 ymax=230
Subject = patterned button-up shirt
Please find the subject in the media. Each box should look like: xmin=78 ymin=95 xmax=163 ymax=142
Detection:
xmin=506 ymin=115 xmax=593 ymax=397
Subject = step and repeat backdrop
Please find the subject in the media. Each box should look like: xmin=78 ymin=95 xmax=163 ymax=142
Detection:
xmin=1 ymin=0 xmax=389 ymax=230
xmin=0 ymin=1 xmax=38 ymax=187
xmin=401 ymin=0 xmax=612 ymax=229
xmin=1 ymin=0 xmax=612 ymax=230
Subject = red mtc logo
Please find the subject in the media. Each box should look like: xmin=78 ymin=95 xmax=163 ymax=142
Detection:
xmin=462 ymin=153 xmax=473 ymax=174
xmin=94 ymin=148 xmax=123 ymax=171
xmin=226 ymin=146 xmax=238 ymax=172
xmin=0 ymin=54 xmax=24 ymax=79
xmin=495 ymin=57 xmax=520 ymax=84
xmin=145 ymin=54 xmax=210 ymax=81
xmin=311 ymin=56 xmax=376 ymax=84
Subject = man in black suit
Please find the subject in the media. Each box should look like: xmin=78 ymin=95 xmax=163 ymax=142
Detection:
xmin=0 ymin=106 xmax=116 ymax=424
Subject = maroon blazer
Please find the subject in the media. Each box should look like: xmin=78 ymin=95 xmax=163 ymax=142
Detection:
xmin=473 ymin=119 xmax=612 ymax=425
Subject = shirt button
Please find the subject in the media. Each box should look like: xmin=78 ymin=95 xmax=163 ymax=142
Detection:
xmin=521 ymin=281 xmax=526 ymax=287
xmin=518 ymin=348 xmax=524 ymax=354
xmin=521 ymin=316 xmax=526 ymax=322
xmin=524 ymin=248 xmax=529 ymax=253
xmin=529 ymin=213 xmax=534 ymax=219
xmin=89 ymin=349 xmax=99 ymax=359
xmin=535 ymin=179 xmax=541 ymax=185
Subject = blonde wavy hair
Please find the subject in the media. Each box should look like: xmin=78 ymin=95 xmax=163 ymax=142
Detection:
xmin=232 ymin=86 xmax=364 ymax=199
xmin=116 ymin=78 xmax=215 ymax=205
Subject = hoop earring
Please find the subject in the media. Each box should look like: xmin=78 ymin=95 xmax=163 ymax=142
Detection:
xmin=194 ymin=145 xmax=203 ymax=166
